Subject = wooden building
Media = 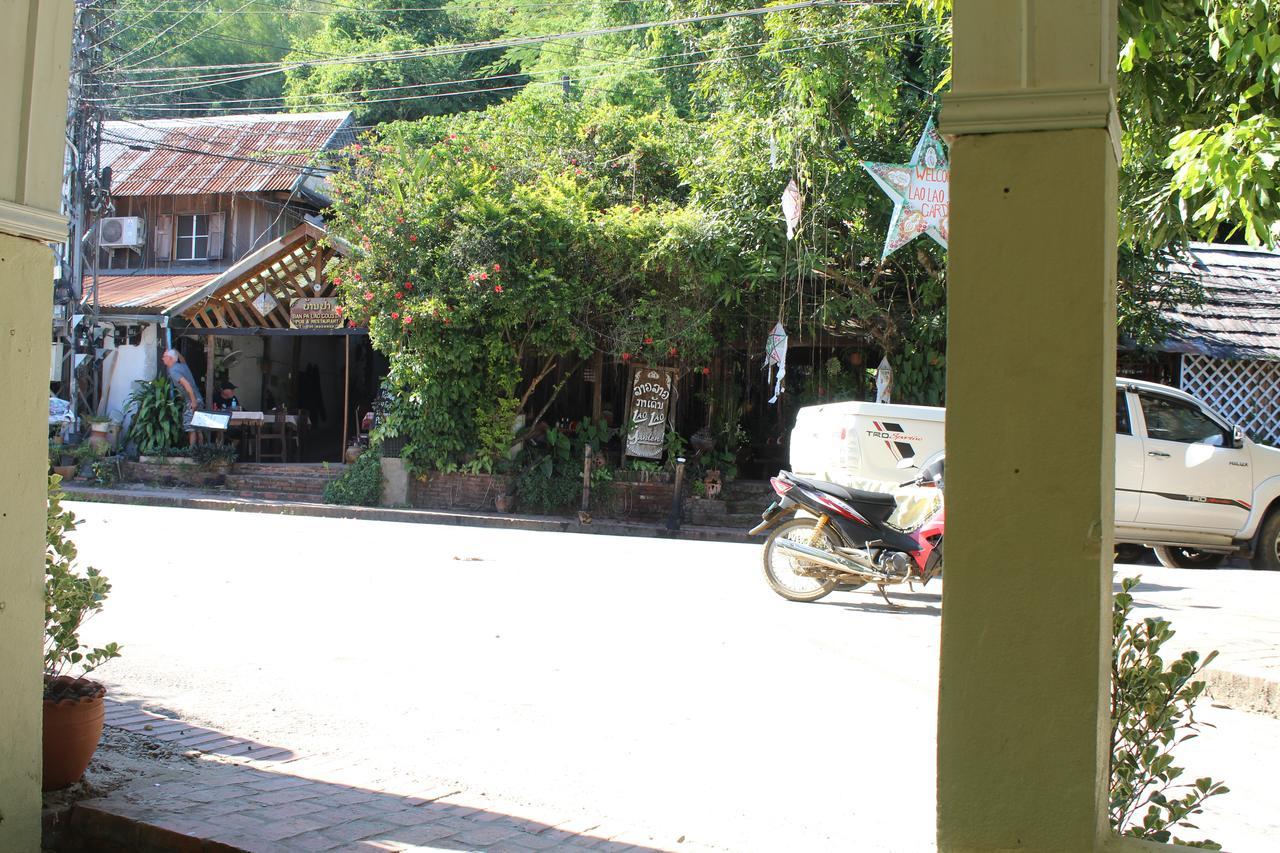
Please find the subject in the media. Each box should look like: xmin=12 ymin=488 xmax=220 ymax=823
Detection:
xmin=78 ymin=111 xmax=383 ymax=460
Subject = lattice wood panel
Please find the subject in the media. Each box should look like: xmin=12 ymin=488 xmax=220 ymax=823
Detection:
xmin=1181 ymin=354 xmax=1280 ymax=446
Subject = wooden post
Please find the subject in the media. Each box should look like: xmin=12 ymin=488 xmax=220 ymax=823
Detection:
xmin=204 ymin=336 xmax=215 ymax=407
xmin=341 ymin=334 xmax=350 ymax=463
xmin=581 ymin=443 xmax=593 ymax=512
xmin=591 ymin=350 xmax=603 ymax=423
xmin=665 ymin=457 xmax=686 ymax=530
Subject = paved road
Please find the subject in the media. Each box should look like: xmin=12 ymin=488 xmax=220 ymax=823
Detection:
xmin=70 ymin=502 xmax=1279 ymax=851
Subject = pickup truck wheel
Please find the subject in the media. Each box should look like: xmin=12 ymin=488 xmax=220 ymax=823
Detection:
xmin=1251 ymin=513 xmax=1280 ymax=571
xmin=1152 ymin=546 xmax=1225 ymax=570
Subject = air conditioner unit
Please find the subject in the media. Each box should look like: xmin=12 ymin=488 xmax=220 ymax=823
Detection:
xmin=99 ymin=216 xmax=145 ymax=249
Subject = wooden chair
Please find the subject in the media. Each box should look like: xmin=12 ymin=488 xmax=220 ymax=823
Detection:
xmin=258 ymin=408 xmax=289 ymax=463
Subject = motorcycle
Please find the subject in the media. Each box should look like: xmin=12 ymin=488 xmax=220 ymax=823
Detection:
xmin=749 ymin=451 xmax=945 ymax=604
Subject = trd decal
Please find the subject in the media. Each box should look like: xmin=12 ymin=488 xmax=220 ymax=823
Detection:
xmin=1118 ymin=487 xmax=1251 ymax=512
xmin=868 ymin=420 xmax=924 ymax=460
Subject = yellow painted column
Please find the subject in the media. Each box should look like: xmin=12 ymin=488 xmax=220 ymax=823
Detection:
xmin=0 ymin=1 xmax=73 ymax=849
xmin=937 ymin=2 xmax=1119 ymax=851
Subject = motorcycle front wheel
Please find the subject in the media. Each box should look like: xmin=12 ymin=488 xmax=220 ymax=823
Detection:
xmin=762 ymin=517 xmax=846 ymax=602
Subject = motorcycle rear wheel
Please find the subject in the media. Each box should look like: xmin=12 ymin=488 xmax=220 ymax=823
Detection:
xmin=762 ymin=517 xmax=851 ymax=602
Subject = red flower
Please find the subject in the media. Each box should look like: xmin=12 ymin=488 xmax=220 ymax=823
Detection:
xmin=643 ymin=336 xmax=653 ymax=345
xmin=409 ymin=235 xmax=418 ymax=242
xmin=336 ymin=306 xmax=345 ymax=315
xmin=403 ymin=282 xmax=412 ymax=290
xmin=492 ymin=263 xmax=501 ymax=272
xmin=621 ymin=352 xmax=631 ymax=361
xmin=396 ymin=217 xmax=404 ymax=224
xmin=668 ymin=347 xmax=678 ymax=356
xmin=490 ymin=165 xmax=498 ymax=171
xmin=493 ymin=284 xmax=503 ymax=293
xmin=332 ymin=277 xmax=342 ymax=286
xmin=363 ymin=291 xmax=374 ymax=301
xmin=353 ymin=272 xmax=362 ymax=281
xmin=403 ymin=315 xmax=412 ymax=325
xmin=479 ymin=272 xmax=489 ymax=280
xmin=394 ymin=292 xmax=403 ymax=300
xmin=443 ymin=317 xmax=450 ymax=325
xmin=701 ymin=366 xmax=710 ymax=375
xmin=391 ymin=311 xmax=400 ymax=319
xmin=463 ymin=146 xmax=471 ymax=153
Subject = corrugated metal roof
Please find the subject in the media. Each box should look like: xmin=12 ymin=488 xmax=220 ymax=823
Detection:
xmin=1161 ymin=244 xmax=1280 ymax=361
xmin=83 ymin=273 xmax=215 ymax=313
xmin=100 ymin=111 xmax=355 ymax=197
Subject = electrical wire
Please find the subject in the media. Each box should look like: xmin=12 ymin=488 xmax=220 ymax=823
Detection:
xmin=109 ymin=1 xmax=895 ymax=77
xmin=101 ymin=18 xmax=894 ymax=106
xmin=104 ymin=22 xmax=936 ymax=118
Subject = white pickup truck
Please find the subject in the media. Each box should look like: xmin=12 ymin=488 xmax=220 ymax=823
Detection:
xmin=790 ymin=378 xmax=1280 ymax=570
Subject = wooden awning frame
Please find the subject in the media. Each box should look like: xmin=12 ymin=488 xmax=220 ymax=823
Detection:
xmin=172 ymin=221 xmax=347 ymax=330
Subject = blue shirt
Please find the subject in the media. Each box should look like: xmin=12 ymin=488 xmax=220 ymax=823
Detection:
xmin=167 ymin=362 xmax=201 ymax=407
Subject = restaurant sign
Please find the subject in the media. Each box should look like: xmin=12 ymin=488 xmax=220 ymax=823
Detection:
xmin=290 ymin=297 xmax=343 ymax=330
xmin=625 ymin=366 xmax=675 ymax=459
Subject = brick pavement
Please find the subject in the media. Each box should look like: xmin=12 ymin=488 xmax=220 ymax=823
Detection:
xmin=72 ymin=699 xmax=711 ymax=852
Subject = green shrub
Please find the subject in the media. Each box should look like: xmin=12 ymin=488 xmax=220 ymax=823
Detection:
xmin=324 ymin=449 xmax=383 ymax=507
xmin=1110 ymin=576 xmax=1228 ymax=848
xmin=126 ymin=377 xmax=183 ymax=454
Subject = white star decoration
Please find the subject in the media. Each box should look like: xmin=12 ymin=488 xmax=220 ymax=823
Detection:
xmin=861 ymin=119 xmax=950 ymax=260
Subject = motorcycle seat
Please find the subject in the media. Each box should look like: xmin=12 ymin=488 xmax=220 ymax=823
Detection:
xmin=788 ymin=475 xmax=897 ymax=507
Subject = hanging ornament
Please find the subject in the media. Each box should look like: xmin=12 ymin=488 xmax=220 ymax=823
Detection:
xmin=765 ymin=321 xmax=789 ymax=404
xmin=875 ymin=356 xmax=893 ymax=404
xmin=861 ymin=118 xmax=950 ymax=260
xmin=781 ymin=178 xmax=803 ymax=241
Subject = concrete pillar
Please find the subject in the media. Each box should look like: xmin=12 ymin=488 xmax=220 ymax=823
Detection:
xmin=937 ymin=2 xmax=1120 ymax=851
xmin=0 ymin=1 xmax=73 ymax=848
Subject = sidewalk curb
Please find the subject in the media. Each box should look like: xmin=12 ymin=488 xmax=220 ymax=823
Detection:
xmin=62 ymin=485 xmax=763 ymax=545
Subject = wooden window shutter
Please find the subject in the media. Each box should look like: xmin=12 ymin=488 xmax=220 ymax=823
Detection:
xmin=207 ymin=212 xmax=226 ymax=260
xmin=154 ymin=215 xmax=172 ymax=261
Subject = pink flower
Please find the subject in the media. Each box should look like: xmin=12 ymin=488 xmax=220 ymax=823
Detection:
xmin=403 ymin=282 xmax=412 ymax=290
xmin=668 ymin=347 xmax=678 ymax=356
xmin=394 ymin=292 xmax=403 ymax=300
xmin=391 ymin=311 xmax=399 ymax=319
xmin=403 ymin=315 xmax=412 ymax=324
xmin=701 ymin=366 xmax=710 ymax=375
xmin=479 ymin=272 xmax=489 ymax=280
xmin=493 ymin=284 xmax=503 ymax=293
xmin=363 ymin=291 xmax=374 ymax=301
xmin=492 ymin=263 xmax=501 ymax=272
xmin=332 ymin=276 xmax=343 ymax=286
xmin=354 ymin=272 xmax=362 ymax=281
xmin=621 ymin=352 xmax=631 ymax=361
xmin=409 ymin=235 xmax=418 ymax=242
xmin=336 ymin=306 xmax=345 ymax=315
xmin=643 ymin=336 xmax=653 ymax=345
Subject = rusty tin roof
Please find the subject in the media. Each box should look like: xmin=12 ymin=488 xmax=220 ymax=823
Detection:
xmin=100 ymin=111 xmax=355 ymax=197
xmin=83 ymin=273 xmax=215 ymax=313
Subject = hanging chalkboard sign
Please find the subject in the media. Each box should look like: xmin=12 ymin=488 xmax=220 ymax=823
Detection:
xmin=625 ymin=366 xmax=675 ymax=459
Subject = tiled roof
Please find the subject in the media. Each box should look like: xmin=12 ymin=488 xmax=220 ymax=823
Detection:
xmin=83 ymin=273 xmax=214 ymax=313
xmin=1161 ymin=244 xmax=1280 ymax=361
xmin=100 ymin=111 xmax=355 ymax=197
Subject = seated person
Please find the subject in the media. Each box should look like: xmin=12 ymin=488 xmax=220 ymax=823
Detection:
xmin=213 ymin=382 xmax=240 ymax=411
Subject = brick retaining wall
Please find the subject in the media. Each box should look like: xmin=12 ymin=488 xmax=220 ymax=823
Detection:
xmin=120 ymin=459 xmax=228 ymax=489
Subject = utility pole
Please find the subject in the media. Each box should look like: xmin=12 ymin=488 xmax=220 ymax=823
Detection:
xmin=61 ymin=0 xmax=113 ymax=424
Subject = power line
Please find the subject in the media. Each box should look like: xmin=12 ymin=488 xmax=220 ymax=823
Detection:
xmin=109 ymin=1 xmax=894 ymax=77
xmin=102 ymin=19 xmax=896 ymax=107
xmin=110 ymin=25 xmax=937 ymax=117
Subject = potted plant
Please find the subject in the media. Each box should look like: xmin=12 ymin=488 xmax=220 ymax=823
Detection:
xmin=84 ymin=415 xmax=112 ymax=454
xmin=49 ymin=441 xmax=77 ymax=481
xmin=44 ymin=475 xmax=120 ymax=790
xmin=125 ymin=376 xmax=183 ymax=456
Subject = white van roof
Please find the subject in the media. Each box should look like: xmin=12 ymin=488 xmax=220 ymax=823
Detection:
xmin=794 ymin=400 xmax=946 ymax=422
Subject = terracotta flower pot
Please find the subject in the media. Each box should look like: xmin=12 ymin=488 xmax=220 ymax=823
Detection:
xmin=52 ymin=464 xmax=77 ymax=481
xmin=42 ymin=676 xmax=105 ymax=791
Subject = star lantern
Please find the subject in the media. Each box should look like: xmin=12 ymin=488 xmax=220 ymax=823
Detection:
xmin=861 ymin=119 xmax=950 ymax=260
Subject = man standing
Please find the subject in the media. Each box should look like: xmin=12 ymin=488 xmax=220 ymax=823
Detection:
xmin=162 ymin=349 xmax=202 ymax=447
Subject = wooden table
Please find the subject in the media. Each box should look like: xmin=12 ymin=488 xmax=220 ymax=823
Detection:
xmin=223 ymin=411 xmax=299 ymax=462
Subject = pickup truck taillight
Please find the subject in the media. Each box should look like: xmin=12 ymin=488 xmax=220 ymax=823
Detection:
xmin=770 ymin=477 xmax=792 ymax=496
